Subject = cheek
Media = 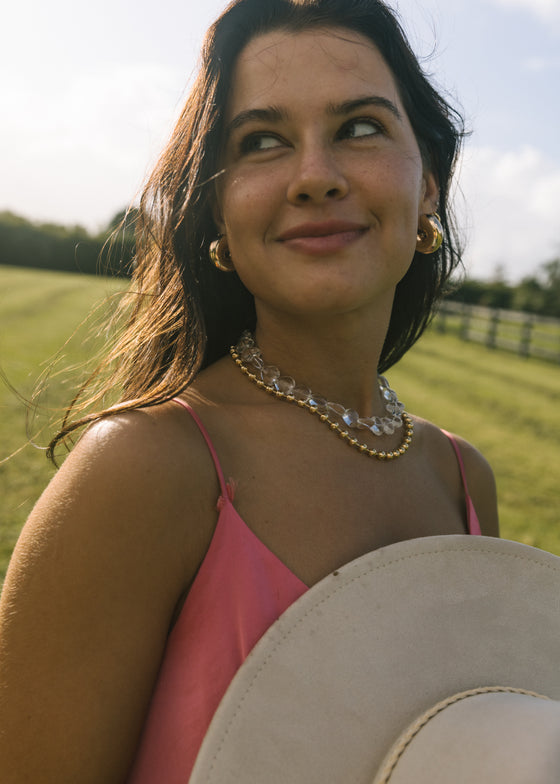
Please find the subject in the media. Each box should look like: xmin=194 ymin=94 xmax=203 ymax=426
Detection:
xmin=377 ymin=155 xmax=424 ymax=203
xmin=220 ymin=170 xmax=280 ymax=237
xmin=352 ymin=154 xmax=424 ymax=221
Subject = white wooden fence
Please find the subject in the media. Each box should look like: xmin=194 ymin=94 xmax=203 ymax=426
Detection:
xmin=435 ymin=301 xmax=560 ymax=363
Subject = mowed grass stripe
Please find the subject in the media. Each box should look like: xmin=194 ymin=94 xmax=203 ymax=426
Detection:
xmin=394 ymin=335 xmax=560 ymax=443
xmin=391 ymin=331 xmax=560 ymax=553
xmin=1 ymin=266 xmax=126 ymax=581
xmin=1 ymin=270 xmax=123 ymax=389
xmin=409 ymin=331 xmax=560 ymax=407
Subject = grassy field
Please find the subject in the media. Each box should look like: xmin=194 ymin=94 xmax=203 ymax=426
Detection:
xmin=390 ymin=327 xmax=560 ymax=554
xmin=1 ymin=265 xmax=559 ymax=583
xmin=0 ymin=265 xmax=126 ymax=580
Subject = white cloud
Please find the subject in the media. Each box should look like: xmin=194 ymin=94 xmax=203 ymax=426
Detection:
xmin=0 ymin=63 xmax=188 ymax=230
xmin=456 ymin=145 xmax=560 ymax=281
xmin=492 ymin=0 xmax=560 ymax=24
xmin=522 ymin=55 xmax=560 ymax=72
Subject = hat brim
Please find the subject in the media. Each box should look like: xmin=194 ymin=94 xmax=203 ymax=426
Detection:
xmin=190 ymin=535 xmax=560 ymax=784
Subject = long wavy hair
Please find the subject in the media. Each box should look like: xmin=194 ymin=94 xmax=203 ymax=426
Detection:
xmin=48 ymin=0 xmax=465 ymax=458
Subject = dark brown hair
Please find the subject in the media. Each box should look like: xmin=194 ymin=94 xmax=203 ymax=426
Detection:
xmin=48 ymin=0 xmax=465 ymax=458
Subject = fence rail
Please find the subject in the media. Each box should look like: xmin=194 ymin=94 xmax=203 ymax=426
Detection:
xmin=434 ymin=301 xmax=560 ymax=363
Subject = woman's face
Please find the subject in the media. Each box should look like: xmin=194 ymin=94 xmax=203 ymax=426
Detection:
xmin=216 ymin=27 xmax=438 ymax=322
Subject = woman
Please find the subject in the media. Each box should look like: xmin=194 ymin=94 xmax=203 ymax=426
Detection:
xmin=0 ymin=1 xmax=499 ymax=782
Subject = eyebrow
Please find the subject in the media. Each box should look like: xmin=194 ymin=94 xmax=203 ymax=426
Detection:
xmin=226 ymin=106 xmax=287 ymax=137
xmin=326 ymin=95 xmax=403 ymax=122
xmin=226 ymin=94 xmax=402 ymax=137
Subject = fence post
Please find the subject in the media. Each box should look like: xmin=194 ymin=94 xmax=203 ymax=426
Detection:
xmin=436 ymin=306 xmax=447 ymax=334
xmin=460 ymin=304 xmax=471 ymax=340
xmin=519 ymin=317 xmax=533 ymax=358
xmin=486 ymin=310 xmax=499 ymax=349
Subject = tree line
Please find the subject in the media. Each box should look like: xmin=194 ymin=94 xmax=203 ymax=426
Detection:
xmin=447 ymin=260 xmax=560 ymax=319
xmin=0 ymin=210 xmax=135 ymax=278
xmin=1 ymin=210 xmax=559 ymax=319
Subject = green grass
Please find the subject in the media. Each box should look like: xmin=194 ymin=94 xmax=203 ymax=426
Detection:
xmin=1 ymin=265 xmax=126 ymax=580
xmin=1 ymin=265 xmax=560 ymax=584
xmin=390 ymin=330 xmax=560 ymax=554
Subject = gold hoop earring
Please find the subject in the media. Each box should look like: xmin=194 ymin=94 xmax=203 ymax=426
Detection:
xmin=416 ymin=213 xmax=443 ymax=254
xmin=209 ymin=235 xmax=235 ymax=272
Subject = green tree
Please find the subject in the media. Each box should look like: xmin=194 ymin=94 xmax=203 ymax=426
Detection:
xmin=0 ymin=211 xmax=134 ymax=277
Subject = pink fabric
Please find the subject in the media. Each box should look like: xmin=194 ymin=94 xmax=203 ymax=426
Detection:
xmin=126 ymin=401 xmax=307 ymax=784
xmin=127 ymin=405 xmax=481 ymax=783
xmin=442 ymin=431 xmax=482 ymax=536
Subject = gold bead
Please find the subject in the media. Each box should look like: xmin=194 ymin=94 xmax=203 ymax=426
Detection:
xmin=230 ymin=341 xmax=413 ymax=462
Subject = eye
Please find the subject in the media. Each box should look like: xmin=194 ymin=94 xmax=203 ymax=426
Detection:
xmin=338 ymin=118 xmax=383 ymax=141
xmin=239 ymin=133 xmax=285 ymax=155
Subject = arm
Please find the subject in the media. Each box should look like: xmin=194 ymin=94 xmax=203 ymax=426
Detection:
xmin=0 ymin=408 xmax=214 ymax=784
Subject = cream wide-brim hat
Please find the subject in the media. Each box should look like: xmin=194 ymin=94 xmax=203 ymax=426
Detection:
xmin=189 ymin=535 xmax=560 ymax=784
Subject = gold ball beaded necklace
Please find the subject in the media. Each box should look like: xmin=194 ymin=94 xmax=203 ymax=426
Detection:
xmin=230 ymin=331 xmax=413 ymax=461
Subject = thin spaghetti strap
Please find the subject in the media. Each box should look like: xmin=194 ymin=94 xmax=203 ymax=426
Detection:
xmin=442 ymin=430 xmax=482 ymax=536
xmin=442 ymin=431 xmax=469 ymax=492
xmin=172 ymin=398 xmax=229 ymax=499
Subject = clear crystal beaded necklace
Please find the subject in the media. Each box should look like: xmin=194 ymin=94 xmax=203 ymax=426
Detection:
xmin=230 ymin=331 xmax=413 ymax=461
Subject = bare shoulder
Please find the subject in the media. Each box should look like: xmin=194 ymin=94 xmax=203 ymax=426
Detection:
xmin=0 ymin=398 xmax=219 ymax=784
xmin=17 ymin=398 xmax=220 ymax=591
xmin=441 ymin=430 xmax=500 ymax=538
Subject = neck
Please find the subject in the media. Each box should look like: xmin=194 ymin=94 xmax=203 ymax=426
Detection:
xmin=231 ymin=331 xmax=409 ymax=455
xmin=252 ymin=308 xmax=392 ymax=418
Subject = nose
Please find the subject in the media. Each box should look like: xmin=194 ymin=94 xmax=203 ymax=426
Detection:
xmin=286 ymin=142 xmax=349 ymax=205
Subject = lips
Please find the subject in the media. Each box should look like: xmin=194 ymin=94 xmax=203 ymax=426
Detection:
xmin=277 ymin=220 xmax=368 ymax=242
xmin=277 ymin=220 xmax=369 ymax=255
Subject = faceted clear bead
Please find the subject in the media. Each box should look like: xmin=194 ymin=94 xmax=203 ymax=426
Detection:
xmin=342 ymin=409 xmax=360 ymax=427
xmin=308 ymin=395 xmax=328 ymax=412
xmin=241 ymin=347 xmax=260 ymax=361
xmin=293 ymin=385 xmax=311 ymax=402
xmin=262 ymin=365 xmax=280 ymax=385
xmin=239 ymin=333 xmax=252 ymax=349
xmin=231 ymin=335 xmax=408 ymax=456
xmin=276 ymin=376 xmax=295 ymax=394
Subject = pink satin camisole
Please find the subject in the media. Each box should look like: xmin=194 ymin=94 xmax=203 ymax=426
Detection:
xmin=126 ymin=401 xmax=481 ymax=783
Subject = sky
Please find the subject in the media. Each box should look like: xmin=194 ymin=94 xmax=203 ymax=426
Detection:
xmin=1 ymin=0 xmax=559 ymax=282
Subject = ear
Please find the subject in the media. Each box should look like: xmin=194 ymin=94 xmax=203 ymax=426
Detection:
xmin=419 ymin=169 xmax=440 ymax=215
